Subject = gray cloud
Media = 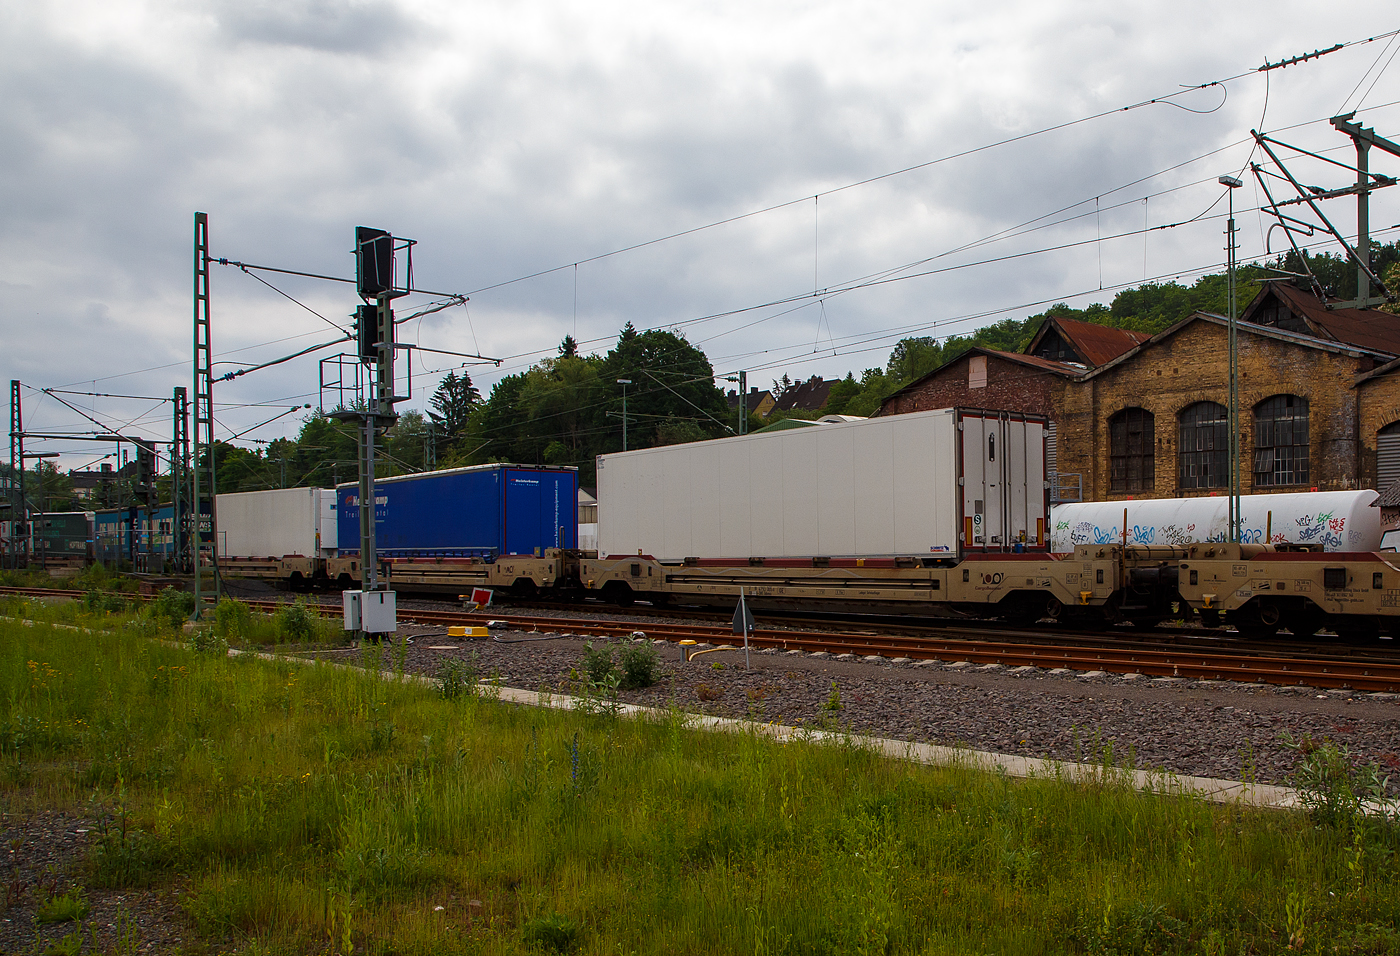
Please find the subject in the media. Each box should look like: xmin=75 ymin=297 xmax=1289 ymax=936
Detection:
xmin=212 ymin=0 xmax=421 ymax=55
xmin=1 ymin=0 xmax=1397 ymax=460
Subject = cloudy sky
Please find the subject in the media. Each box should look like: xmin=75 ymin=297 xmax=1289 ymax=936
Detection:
xmin=3 ymin=1 xmax=1398 ymax=470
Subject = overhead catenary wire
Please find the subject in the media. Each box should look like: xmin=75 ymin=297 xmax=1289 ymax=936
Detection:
xmin=47 ymin=44 xmax=1400 ymax=429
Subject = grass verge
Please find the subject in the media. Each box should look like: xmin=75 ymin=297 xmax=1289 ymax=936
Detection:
xmin=1 ymin=608 xmax=1398 ymax=954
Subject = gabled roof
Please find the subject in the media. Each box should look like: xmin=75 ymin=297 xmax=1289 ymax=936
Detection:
xmin=1241 ymin=282 xmax=1400 ymax=357
xmin=877 ymin=346 xmax=1083 ymax=409
xmin=1377 ymin=478 xmax=1400 ymax=509
xmin=981 ymin=349 xmax=1088 ymax=375
xmin=774 ymin=376 xmax=834 ymax=412
xmin=726 ymin=389 xmax=773 ymax=410
xmin=1026 ymin=315 xmax=1151 ymax=366
xmin=1080 ymin=311 xmax=1382 ymax=382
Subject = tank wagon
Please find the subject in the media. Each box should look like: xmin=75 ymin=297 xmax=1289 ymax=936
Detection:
xmin=1051 ymin=490 xmax=1381 ymax=553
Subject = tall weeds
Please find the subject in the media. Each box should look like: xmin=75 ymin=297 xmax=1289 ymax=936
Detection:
xmin=1 ymin=611 xmax=1397 ymax=955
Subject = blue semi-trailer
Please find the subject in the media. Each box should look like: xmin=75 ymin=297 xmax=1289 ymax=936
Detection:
xmin=336 ymin=463 xmax=579 ymax=558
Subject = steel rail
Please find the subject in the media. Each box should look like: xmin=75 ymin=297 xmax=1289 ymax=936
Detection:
xmin=5 ymin=587 xmax=1397 ymax=691
xmin=242 ymin=599 xmax=1400 ymax=692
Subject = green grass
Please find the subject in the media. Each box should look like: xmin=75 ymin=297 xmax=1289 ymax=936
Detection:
xmin=1 ymin=609 xmax=1398 ymax=955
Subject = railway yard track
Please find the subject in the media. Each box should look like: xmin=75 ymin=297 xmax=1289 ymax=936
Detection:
xmin=8 ymin=584 xmax=1400 ymax=693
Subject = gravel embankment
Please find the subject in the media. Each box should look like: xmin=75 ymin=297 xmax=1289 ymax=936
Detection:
xmin=373 ymin=605 xmax=1400 ymax=792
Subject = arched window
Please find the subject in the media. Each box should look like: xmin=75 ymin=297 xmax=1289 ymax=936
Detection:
xmin=1179 ymin=401 xmax=1228 ymax=490
xmin=1109 ymin=407 xmax=1154 ymax=493
xmin=1253 ymin=394 xmax=1308 ymax=487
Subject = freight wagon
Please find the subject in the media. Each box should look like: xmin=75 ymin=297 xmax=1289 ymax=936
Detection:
xmin=217 ymin=488 xmax=339 ymax=587
xmin=94 ymin=506 xmax=175 ymax=569
xmin=1050 ymin=490 xmax=1381 ymax=553
xmin=31 ymin=511 xmax=94 ymax=568
xmin=333 ymin=464 xmax=579 ymax=595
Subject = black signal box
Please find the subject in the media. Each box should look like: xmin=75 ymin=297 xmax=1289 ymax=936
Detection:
xmin=356 ymin=304 xmax=379 ymax=361
xmin=355 ymin=226 xmax=393 ymax=298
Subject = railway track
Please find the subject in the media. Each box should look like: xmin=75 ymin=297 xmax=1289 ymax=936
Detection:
xmin=238 ymin=599 xmax=1400 ymax=694
xmin=7 ymin=585 xmax=1400 ymax=692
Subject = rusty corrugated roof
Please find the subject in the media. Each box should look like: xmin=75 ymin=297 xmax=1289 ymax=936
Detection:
xmin=1244 ymin=283 xmax=1400 ymax=357
xmin=983 ymin=349 xmax=1087 ymax=375
xmin=1039 ymin=316 xmax=1152 ymax=366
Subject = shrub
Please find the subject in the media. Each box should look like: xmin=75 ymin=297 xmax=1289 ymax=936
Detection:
xmin=522 ymin=912 xmax=581 ymax=953
xmin=149 ymin=587 xmax=194 ymax=630
xmin=581 ymin=642 xmax=615 ymax=685
xmin=214 ymin=598 xmax=252 ymax=639
xmin=618 ymin=640 xmax=660 ymax=689
xmin=189 ymin=628 xmax=229 ymax=656
xmin=1282 ymin=731 xmax=1393 ymax=829
xmin=35 ymin=888 xmax=90 ymax=924
xmin=85 ymin=589 xmax=131 ymax=615
xmin=275 ymin=600 xmax=317 ymax=643
xmin=438 ymin=655 xmax=480 ymax=701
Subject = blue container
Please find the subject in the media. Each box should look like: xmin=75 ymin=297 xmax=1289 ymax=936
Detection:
xmin=336 ymin=464 xmax=579 ymax=558
xmin=94 ymin=504 xmax=179 ymax=563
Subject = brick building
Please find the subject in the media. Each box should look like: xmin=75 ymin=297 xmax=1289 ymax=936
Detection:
xmin=876 ymin=284 xmax=1400 ymax=503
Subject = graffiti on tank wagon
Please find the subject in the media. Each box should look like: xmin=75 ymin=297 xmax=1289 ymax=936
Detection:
xmin=1156 ymin=523 xmax=1198 ymax=547
xmin=1293 ymin=511 xmax=1343 ymax=549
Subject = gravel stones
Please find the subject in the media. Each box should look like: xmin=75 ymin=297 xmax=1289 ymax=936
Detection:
xmin=371 ymin=615 xmax=1400 ymax=796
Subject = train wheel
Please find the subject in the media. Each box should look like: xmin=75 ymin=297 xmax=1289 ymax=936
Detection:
xmin=1336 ymin=616 xmax=1381 ymax=643
xmin=601 ymin=581 xmax=635 ymax=607
xmin=1232 ymin=601 xmax=1280 ymax=639
xmin=1285 ymin=605 xmax=1325 ymax=639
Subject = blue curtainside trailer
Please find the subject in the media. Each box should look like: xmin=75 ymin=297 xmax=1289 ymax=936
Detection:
xmin=336 ymin=464 xmax=579 ymax=558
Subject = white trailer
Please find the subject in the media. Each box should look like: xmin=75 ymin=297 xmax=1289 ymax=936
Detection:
xmin=596 ymin=407 xmax=1048 ymax=561
xmin=216 ymin=487 xmax=338 ymax=558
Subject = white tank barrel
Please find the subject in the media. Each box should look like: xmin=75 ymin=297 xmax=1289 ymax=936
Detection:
xmin=1051 ymin=490 xmax=1381 ymax=553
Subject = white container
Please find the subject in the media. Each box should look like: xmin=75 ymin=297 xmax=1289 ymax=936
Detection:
xmin=1050 ymin=490 xmax=1382 ymax=553
xmin=216 ymin=487 xmax=338 ymax=558
xmin=596 ymin=407 xmax=1048 ymax=560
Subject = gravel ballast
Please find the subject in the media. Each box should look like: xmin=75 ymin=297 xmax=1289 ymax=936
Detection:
xmin=379 ymin=614 xmax=1400 ymax=793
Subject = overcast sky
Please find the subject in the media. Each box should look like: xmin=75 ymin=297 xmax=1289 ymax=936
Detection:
xmin=3 ymin=1 xmax=1398 ymax=471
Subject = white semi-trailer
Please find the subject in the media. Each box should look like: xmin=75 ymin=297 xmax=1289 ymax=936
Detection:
xmin=596 ymin=407 xmax=1049 ymax=561
xmin=216 ymin=487 xmax=338 ymax=558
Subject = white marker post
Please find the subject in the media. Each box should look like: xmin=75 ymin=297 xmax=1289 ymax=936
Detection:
xmin=733 ymin=587 xmax=756 ymax=669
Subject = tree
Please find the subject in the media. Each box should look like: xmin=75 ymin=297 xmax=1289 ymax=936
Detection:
xmin=558 ymin=335 xmax=579 ymax=358
xmin=598 ymin=326 xmax=730 ymax=453
xmin=886 ymin=337 xmax=942 ymax=386
xmin=821 ymin=373 xmax=860 ymax=416
xmin=771 ymin=374 xmax=793 ymax=398
xmin=385 ymin=410 xmax=432 ymax=475
xmin=428 ymin=371 xmax=481 ymax=442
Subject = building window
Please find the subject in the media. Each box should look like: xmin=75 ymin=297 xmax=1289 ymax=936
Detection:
xmin=1379 ymin=421 xmax=1400 ymax=493
xmin=968 ymin=354 xmax=987 ymax=389
xmin=1253 ymin=394 xmax=1308 ymax=486
xmin=1109 ymin=408 xmax=1154 ymax=493
xmin=1179 ymin=401 xmax=1228 ymax=490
